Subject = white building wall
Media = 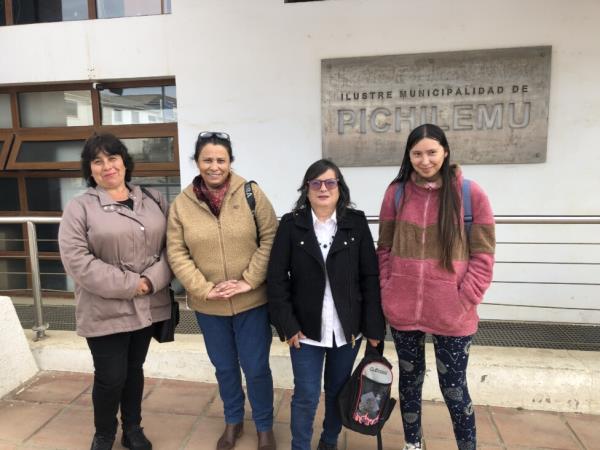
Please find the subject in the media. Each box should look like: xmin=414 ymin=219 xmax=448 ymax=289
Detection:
xmin=1 ymin=0 xmax=599 ymax=322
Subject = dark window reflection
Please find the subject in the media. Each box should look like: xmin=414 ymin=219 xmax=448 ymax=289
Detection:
xmin=40 ymin=259 xmax=68 ymax=291
xmin=122 ymin=137 xmax=174 ymax=162
xmin=17 ymin=140 xmax=85 ymax=163
xmin=0 ymin=1 xmax=5 ymax=25
xmin=132 ymin=176 xmax=180 ymax=204
xmin=37 ymin=224 xmax=60 ymax=253
xmin=0 ymin=258 xmax=27 ymax=290
xmin=0 ymin=224 xmax=24 ymax=251
xmin=25 ymin=177 xmax=86 ymax=211
xmin=12 ymin=0 xmax=88 ymax=24
xmin=0 ymin=178 xmax=20 ymax=211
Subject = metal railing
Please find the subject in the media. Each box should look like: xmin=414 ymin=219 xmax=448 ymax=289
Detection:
xmin=1 ymin=215 xmax=600 ymax=341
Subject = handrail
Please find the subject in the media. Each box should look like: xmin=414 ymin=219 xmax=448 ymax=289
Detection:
xmin=1 ymin=214 xmax=600 ymax=341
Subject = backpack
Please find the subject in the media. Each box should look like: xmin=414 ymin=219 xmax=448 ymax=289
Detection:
xmin=338 ymin=343 xmax=397 ymax=450
xmin=394 ymin=178 xmax=473 ymax=236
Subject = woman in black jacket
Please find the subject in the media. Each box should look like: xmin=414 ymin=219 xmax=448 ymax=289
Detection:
xmin=267 ymin=159 xmax=385 ymax=450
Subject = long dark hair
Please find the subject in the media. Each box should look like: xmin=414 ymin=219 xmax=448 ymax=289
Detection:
xmin=81 ymin=133 xmax=134 ymax=187
xmin=293 ymin=159 xmax=353 ymax=219
xmin=394 ymin=124 xmax=462 ymax=272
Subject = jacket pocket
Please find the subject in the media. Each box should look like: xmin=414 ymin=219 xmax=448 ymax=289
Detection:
xmin=92 ymin=297 xmax=134 ymax=321
xmin=420 ymin=280 xmax=468 ymax=330
xmin=381 ymin=274 xmax=419 ymax=327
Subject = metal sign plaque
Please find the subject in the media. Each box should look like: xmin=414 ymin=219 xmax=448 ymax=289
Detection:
xmin=321 ymin=46 xmax=551 ymax=166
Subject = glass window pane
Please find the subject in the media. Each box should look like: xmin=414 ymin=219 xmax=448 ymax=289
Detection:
xmin=19 ymin=91 xmax=93 ymax=127
xmin=0 ymin=258 xmax=27 ymax=290
xmin=122 ymin=137 xmax=174 ymax=163
xmin=0 ymin=94 xmax=11 ymax=128
xmin=0 ymin=178 xmax=20 ymax=211
xmin=101 ymin=86 xmax=177 ymax=125
xmin=12 ymin=0 xmax=88 ymax=24
xmin=0 ymin=225 xmax=24 ymax=252
xmin=16 ymin=140 xmax=85 ymax=163
xmin=26 ymin=177 xmax=87 ymax=211
xmin=0 ymin=1 xmax=5 ymax=26
xmin=96 ymin=0 xmax=161 ymax=18
xmin=131 ymin=176 xmax=180 ymax=204
xmin=37 ymin=224 xmax=60 ymax=253
xmin=40 ymin=259 xmax=68 ymax=292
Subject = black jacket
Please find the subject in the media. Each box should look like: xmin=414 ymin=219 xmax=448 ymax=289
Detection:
xmin=267 ymin=207 xmax=386 ymax=344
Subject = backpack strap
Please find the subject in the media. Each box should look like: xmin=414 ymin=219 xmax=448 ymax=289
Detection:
xmin=393 ymin=182 xmax=405 ymax=213
xmin=244 ymin=181 xmax=260 ymax=245
xmin=141 ymin=187 xmax=166 ymax=216
xmin=462 ymin=179 xmax=472 ymax=237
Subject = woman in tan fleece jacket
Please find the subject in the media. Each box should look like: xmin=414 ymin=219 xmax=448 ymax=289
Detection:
xmin=167 ymin=132 xmax=278 ymax=450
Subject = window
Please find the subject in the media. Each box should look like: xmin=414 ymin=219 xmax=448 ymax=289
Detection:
xmin=100 ymin=85 xmax=177 ymax=125
xmin=1 ymin=0 xmax=170 ymax=25
xmin=96 ymin=0 xmax=161 ymax=18
xmin=12 ymin=0 xmax=88 ymax=24
xmin=19 ymin=90 xmax=93 ymax=127
xmin=0 ymin=78 xmax=179 ymax=296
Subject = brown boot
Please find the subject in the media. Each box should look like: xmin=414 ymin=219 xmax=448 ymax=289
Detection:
xmin=257 ymin=430 xmax=276 ymax=450
xmin=216 ymin=423 xmax=243 ymax=450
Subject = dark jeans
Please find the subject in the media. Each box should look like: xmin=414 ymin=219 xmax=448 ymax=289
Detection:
xmin=195 ymin=304 xmax=274 ymax=432
xmin=289 ymin=339 xmax=361 ymax=450
xmin=391 ymin=329 xmax=476 ymax=449
xmin=86 ymin=325 xmax=153 ymax=436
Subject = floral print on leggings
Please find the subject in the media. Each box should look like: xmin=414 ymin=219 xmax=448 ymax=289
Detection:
xmin=391 ymin=329 xmax=476 ymax=450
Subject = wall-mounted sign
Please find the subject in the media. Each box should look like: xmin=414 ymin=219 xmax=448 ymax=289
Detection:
xmin=321 ymin=46 xmax=551 ymax=166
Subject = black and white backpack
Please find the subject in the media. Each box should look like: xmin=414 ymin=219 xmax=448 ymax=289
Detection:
xmin=338 ymin=343 xmax=396 ymax=450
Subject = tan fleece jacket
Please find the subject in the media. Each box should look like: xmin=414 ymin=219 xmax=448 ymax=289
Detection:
xmin=167 ymin=172 xmax=278 ymax=316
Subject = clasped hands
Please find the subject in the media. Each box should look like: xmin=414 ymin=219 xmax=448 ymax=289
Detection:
xmin=135 ymin=276 xmax=153 ymax=296
xmin=207 ymin=279 xmax=252 ymax=300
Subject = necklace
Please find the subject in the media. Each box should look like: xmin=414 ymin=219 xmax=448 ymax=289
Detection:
xmin=317 ymin=234 xmax=335 ymax=249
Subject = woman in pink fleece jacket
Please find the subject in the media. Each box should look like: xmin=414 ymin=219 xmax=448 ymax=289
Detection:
xmin=377 ymin=123 xmax=495 ymax=450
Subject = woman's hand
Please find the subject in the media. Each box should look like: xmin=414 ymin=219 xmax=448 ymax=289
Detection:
xmin=207 ymin=280 xmax=252 ymax=299
xmin=287 ymin=331 xmax=306 ymax=349
xmin=367 ymin=338 xmax=381 ymax=347
xmin=135 ymin=277 xmax=152 ymax=296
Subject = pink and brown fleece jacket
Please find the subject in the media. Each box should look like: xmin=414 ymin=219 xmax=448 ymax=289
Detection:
xmin=377 ymin=168 xmax=495 ymax=336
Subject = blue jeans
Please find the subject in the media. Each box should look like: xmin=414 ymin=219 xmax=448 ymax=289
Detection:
xmin=195 ymin=305 xmax=274 ymax=431
xmin=289 ymin=339 xmax=361 ymax=450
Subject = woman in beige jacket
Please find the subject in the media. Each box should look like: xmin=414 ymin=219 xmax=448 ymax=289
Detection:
xmin=59 ymin=133 xmax=172 ymax=450
xmin=167 ymin=132 xmax=278 ymax=450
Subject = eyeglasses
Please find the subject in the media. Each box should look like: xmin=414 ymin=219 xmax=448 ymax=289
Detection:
xmin=307 ymin=178 xmax=339 ymax=191
xmin=198 ymin=131 xmax=230 ymax=141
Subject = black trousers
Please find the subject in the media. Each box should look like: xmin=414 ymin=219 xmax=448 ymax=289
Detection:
xmin=86 ymin=325 xmax=153 ymax=436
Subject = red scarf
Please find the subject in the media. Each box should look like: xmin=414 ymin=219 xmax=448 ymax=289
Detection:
xmin=192 ymin=175 xmax=230 ymax=217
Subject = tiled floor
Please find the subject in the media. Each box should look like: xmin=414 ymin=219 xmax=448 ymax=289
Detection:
xmin=1 ymin=371 xmax=599 ymax=450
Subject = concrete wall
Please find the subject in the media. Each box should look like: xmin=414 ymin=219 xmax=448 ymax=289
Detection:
xmin=1 ymin=0 xmax=599 ymax=321
xmin=0 ymin=297 xmax=39 ymax=398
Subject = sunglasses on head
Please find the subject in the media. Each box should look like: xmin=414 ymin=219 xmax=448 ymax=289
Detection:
xmin=307 ymin=178 xmax=339 ymax=191
xmin=198 ymin=131 xmax=230 ymax=141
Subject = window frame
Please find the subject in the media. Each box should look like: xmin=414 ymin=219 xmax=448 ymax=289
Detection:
xmin=1 ymin=0 xmax=170 ymax=25
xmin=0 ymin=132 xmax=14 ymax=169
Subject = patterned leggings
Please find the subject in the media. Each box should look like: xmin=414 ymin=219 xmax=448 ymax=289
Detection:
xmin=391 ymin=329 xmax=476 ymax=450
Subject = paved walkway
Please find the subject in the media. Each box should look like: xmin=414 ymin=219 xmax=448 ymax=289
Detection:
xmin=0 ymin=371 xmax=599 ymax=450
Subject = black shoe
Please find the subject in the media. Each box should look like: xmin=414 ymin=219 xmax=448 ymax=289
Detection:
xmin=121 ymin=426 xmax=152 ymax=450
xmin=316 ymin=440 xmax=337 ymax=450
xmin=90 ymin=432 xmax=115 ymax=450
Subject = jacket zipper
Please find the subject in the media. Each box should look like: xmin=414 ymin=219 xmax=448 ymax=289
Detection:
xmin=216 ymin=219 xmax=234 ymax=315
xmin=415 ymin=188 xmax=432 ymax=323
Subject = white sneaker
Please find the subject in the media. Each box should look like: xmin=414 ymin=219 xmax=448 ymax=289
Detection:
xmin=403 ymin=444 xmax=422 ymax=450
